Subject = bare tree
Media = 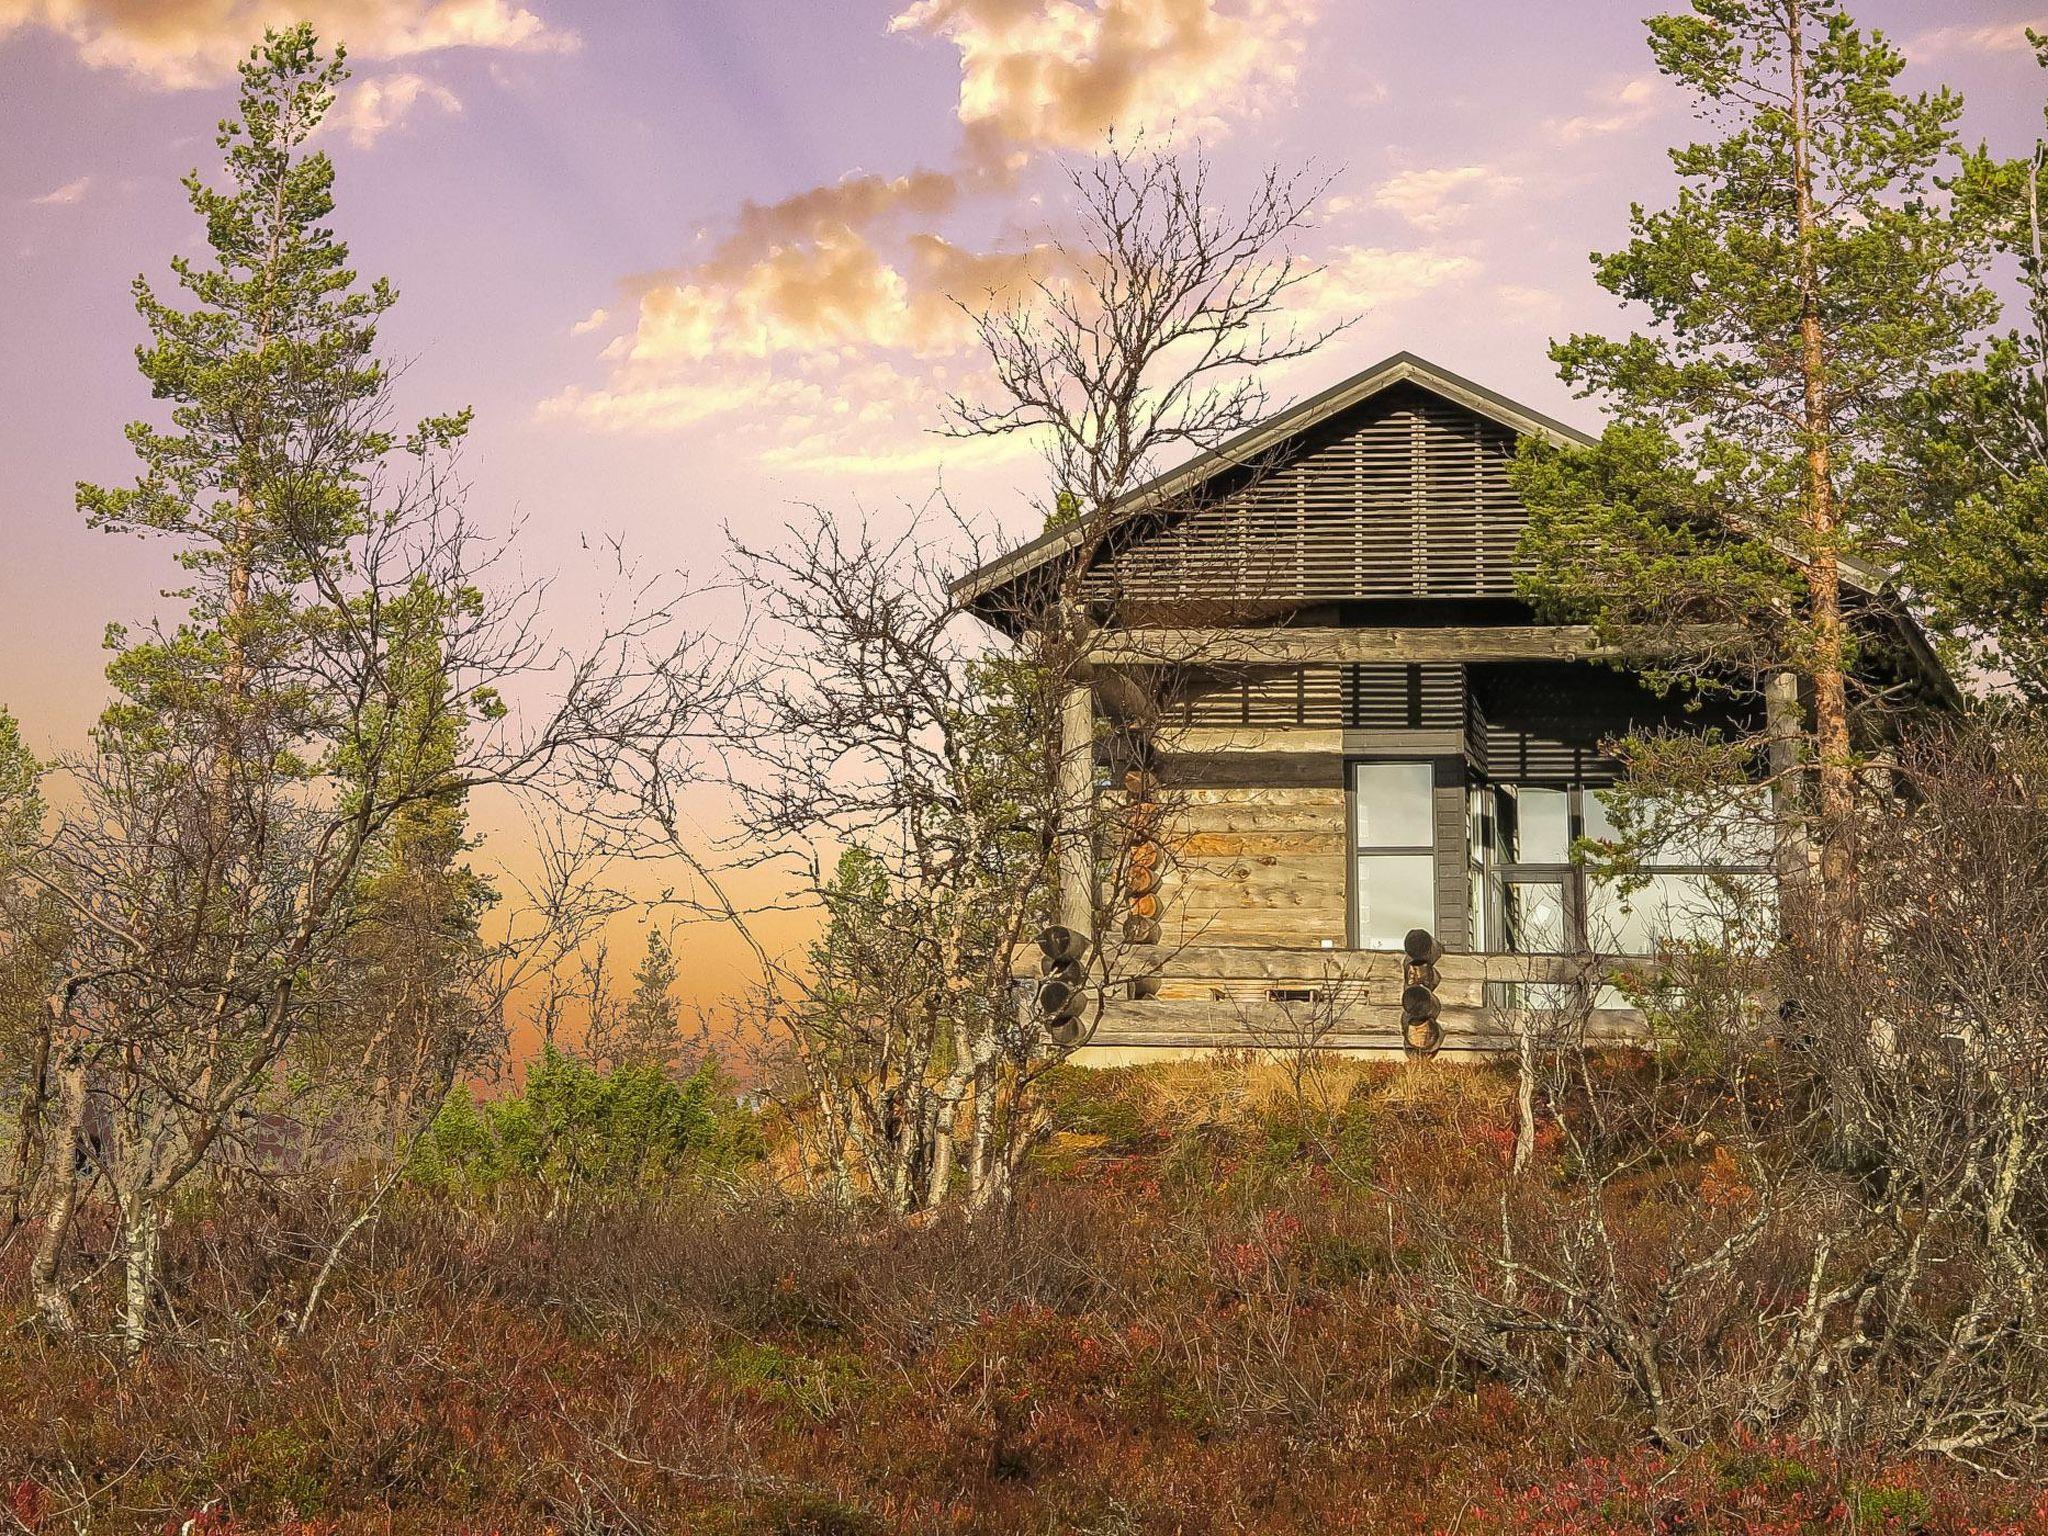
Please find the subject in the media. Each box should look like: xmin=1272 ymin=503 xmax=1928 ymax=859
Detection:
xmin=946 ymin=139 xmax=1339 ymax=524
xmin=1413 ymin=723 xmax=2048 ymax=1463
xmin=16 ymin=478 xmax=727 ymax=1354
xmin=717 ymin=143 xmax=1341 ymax=1215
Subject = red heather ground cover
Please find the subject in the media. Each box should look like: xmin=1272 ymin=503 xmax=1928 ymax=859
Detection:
xmin=3 ymin=1062 xmax=2044 ymax=1534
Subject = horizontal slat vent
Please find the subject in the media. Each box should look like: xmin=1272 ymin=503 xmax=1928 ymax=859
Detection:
xmin=1475 ymin=730 xmax=1618 ymax=781
xmin=1085 ymin=386 xmax=1526 ymax=604
xmin=1182 ymin=664 xmax=1464 ymax=727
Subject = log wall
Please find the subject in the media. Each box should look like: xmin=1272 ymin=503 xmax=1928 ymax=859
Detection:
xmin=1156 ymin=782 xmax=1350 ymax=950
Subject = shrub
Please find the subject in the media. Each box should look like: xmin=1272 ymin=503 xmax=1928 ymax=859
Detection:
xmin=412 ymin=1047 xmax=760 ymax=1192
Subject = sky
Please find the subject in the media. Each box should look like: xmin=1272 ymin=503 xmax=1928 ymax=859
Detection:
xmin=3 ymin=0 xmax=2047 ymax=1012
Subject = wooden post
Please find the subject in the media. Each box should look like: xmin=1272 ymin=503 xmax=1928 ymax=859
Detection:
xmin=1766 ymin=670 xmax=1809 ymax=906
xmin=1058 ymin=675 xmax=1096 ymax=943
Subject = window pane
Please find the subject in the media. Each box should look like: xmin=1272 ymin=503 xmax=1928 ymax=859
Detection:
xmin=1581 ymin=787 xmax=1624 ymax=847
xmin=1505 ymin=877 xmax=1567 ymax=953
xmin=1354 ymin=854 xmax=1435 ymax=948
xmin=1584 ymin=788 xmax=1774 ymax=868
xmin=1468 ymin=785 xmax=1493 ymax=862
xmin=1587 ymin=872 xmax=1775 ymax=954
xmin=1501 ymin=786 xmax=1570 ymax=864
xmin=1352 ymin=762 xmax=1434 ymax=848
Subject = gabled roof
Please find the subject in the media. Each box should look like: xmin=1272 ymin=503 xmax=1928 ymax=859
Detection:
xmin=949 ymin=347 xmax=1893 ymax=608
xmin=950 ymin=350 xmax=1600 ymax=608
xmin=944 ymin=347 xmax=1961 ymax=703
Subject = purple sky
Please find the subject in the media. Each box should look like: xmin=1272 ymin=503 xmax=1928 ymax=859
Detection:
xmin=3 ymin=0 xmax=2045 ymax=1000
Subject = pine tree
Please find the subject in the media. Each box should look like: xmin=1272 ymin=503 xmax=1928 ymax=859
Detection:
xmin=42 ymin=26 xmax=473 ymax=1350
xmin=1511 ymin=0 xmax=1991 ymax=918
xmin=1899 ymin=36 xmax=2048 ymax=700
xmin=336 ymin=578 xmax=499 ymax=1149
xmin=612 ymin=928 xmax=682 ymax=1072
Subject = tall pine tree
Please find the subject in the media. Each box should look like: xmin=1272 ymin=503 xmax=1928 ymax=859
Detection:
xmin=1512 ymin=0 xmax=1991 ymax=917
xmin=1900 ymin=36 xmax=2048 ymax=700
xmin=38 ymin=27 xmax=474 ymax=1350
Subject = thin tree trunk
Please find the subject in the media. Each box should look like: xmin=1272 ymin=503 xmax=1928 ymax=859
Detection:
xmin=1784 ymin=0 xmax=1858 ymax=933
xmin=119 ymin=1195 xmax=160 ymax=1360
xmin=3 ymin=1004 xmax=53 ymax=1241
xmin=29 ymin=1034 xmax=87 ymax=1335
xmin=967 ymin=1060 xmax=996 ymax=1208
xmin=1764 ymin=670 xmax=1808 ymax=891
xmin=1512 ymin=1015 xmax=1537 ymax=1176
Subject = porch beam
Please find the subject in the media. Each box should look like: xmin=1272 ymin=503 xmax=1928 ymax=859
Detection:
xmin=1088 ymin=625 xmax=1716 ymax=667
xmin=1111 ymin=946 xmax=1650 ymax=985
xmin=1056 ymin=675 xmax=1096 ymax=942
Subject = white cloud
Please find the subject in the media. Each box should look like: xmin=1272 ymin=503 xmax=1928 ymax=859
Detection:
xmin=1372 ymin=165 xmax=1521 ymax=233
xmin=550 ymin=0 xmax=1317 ymax=471
xmin=537 ymin=355 xmax=1039 ymax=476
xmin=1544 ymin=76 xmax=1659 ymax=144
xmin=30 ymin=175 xmax=91 ymax=205
xmin=889 ymin=0 xmax=1317 ymax=150
xmin=0 ymin=0 xmax=576 ymax=89
xmin=1909 ymin=19 xmax=2047 ymax=57
xmin=1290 ymin=244 xmax=1481 ymax=328
xmin=1490 ymin=282 xmax=1564 ymax=324
xmin=544 ymin=163 xmax=1060 ymax=469
xmin=325 ymin=71 xmax=460 ymax=146
xmin=570 ymin=307 xmax=609 ymax=336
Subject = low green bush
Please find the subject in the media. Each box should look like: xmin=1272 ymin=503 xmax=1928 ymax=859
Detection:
xmin=411 ymin=1046 xmax=761 ymax=1192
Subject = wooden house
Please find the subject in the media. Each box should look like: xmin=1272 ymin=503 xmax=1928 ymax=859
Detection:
xmin=952 ymin=352 xmax=1952 ymax=1060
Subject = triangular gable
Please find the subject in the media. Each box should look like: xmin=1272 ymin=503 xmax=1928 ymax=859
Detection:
xmin=952 ymin=351 xmax=1593 ymax=613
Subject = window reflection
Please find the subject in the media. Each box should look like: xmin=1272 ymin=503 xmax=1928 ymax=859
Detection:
xmin=1355 ymin=854 xmax=1436 ymax=950
xmin=1351 ymin=762 xmax=1437 ymax=949
xmin=1352 ymin=762 xmax=1434 ymax=846
xmin=1472 ymin=779 xmax=1773 ymax=958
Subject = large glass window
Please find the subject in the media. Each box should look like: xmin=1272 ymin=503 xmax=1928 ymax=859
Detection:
xmin=1350 ymin=761 xmax=1436 ymax=949
xmin=1470 ymin=784 xmax=1573 ymax=954
xmin=1470 ymin=781 xmax=1772 ymax=957
xmin=1581 ymin=788 xmax=1775 ymax=954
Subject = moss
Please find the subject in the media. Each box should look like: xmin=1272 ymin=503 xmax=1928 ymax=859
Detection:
xmin=1849 ymin=1485 xmax=1933 ymax=1528
xmin=1042 ymin=1065 xmax=1154 ymax=1150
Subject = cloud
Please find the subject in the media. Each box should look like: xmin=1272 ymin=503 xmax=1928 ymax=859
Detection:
xmin=1544 ymin=76 xmax=1659 ymax=144
xmin=1372 ymin=165 xmax=1521 ymax=233
xmin=538 ymin=355 xmax=1039 ymax=476
xmin=325 ymin=70 xmax=460 ymax=146
xmin=550 ymin=0 xmax=1317 ymax=471
xmin=30 ymin=174 xmax=92 ymax=205
xmin=1290 ymin=244 xmax=1480 ymax=328
xmin=889 ymin=0 xmax=1316 ymax=149
xmin=1908 ymin=20 xmax=2048 ymax=57
xmin=544 ymin=164 xmax=1061 ymax=469
xmin=569 ymin=307 xmax=609 ymax=336
xmin=0 ymin=0 xmax=576 ymax=89
xmin=612 ymin=169 xmax=1043 ymax=368
xmin=1490 ymin=282 xmax=1564 ymax=325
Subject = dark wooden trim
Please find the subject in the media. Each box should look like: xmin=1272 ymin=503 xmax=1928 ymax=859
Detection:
xmin=1157 ymin=752 xmax=1346 ymax=788
xmin=1115 ymin=946 xmax=1644 ymax=984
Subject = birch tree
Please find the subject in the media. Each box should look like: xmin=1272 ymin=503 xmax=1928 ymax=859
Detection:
xmin=24 ymin=27 xmax=724 ymax=1351
xmin=728 ymin=144 xmax=1341 ymax=1212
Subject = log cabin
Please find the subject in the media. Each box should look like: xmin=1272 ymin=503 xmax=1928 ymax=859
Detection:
xmin=952 ymin=352 xmax=1955 ymax=1062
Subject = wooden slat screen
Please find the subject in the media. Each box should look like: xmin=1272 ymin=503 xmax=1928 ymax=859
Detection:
xmin=1085 ymin=385 xmax=1525 ymax=604
xmin=1181 ymin=664 xmax=1464 ymax=728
